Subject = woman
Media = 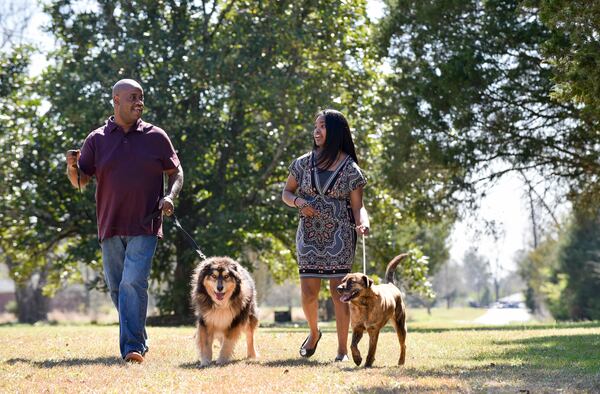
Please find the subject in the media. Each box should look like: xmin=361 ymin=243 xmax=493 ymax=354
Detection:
xmin=282 ymin=109 xmax=370 ymax=361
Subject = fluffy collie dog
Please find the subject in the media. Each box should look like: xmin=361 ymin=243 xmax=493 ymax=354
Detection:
xmin=190 ymin=256 xmax=259 ymax=366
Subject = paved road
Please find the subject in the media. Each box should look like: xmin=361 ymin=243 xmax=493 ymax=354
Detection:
xmin=474 ymin=306 xmax=532 ymax=325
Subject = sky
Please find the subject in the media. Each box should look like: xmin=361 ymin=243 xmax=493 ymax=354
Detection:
xmin=14 ymin=0 xmax=569 ymax=275
xmin=449 ymin=173 xmax=531 ymax=272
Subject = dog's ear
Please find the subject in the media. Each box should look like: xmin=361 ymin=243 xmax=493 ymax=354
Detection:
xmin=362 ymin=274 xmax=373 ymax=288
xmin=200 ymin=264 xmax=213 ymax=279
xmin=192 ymin=263 xmax=212 ymax=297
xmin=229 ymin=266 xmax=242 ymax=283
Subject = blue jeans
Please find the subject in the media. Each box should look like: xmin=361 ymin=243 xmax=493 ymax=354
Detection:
xmin=100 ymin=235 xmax=158 ymax=358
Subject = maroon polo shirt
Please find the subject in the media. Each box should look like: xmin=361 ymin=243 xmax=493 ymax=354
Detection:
xmin=78 ymin=116 xmax=180 ymax=241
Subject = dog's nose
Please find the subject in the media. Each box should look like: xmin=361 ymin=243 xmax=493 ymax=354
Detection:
xmin=217 ymin=285 xmax=224 ymax=292
xmin=336 ymin=284 xmax=344 ymax=294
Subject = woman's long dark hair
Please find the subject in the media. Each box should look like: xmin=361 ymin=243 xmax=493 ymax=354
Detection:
xmin=313 ymin=109 xmax=359 ymax=170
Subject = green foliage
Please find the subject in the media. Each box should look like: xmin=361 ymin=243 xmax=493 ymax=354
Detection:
xmin=517 ymin=234 xmax=562 ymax=314
xmin=537 ymin=0 xmax=600 ymax=123
xmin=0 ymin=46 xmax=90 ymax=288
xmin=375 ymin=0 xmax=597 ymax=202
xmin=533 ymin=0 xmax=600 ymax=199
xmin=398 ymin=247 xmax=434 ymax=299
xmin=1 ymin=1 xmax=462 ymax=318
xmin=41 ymin=0 xmax=378 ymax=315
xmin=462 ymin=247 xmax=492 ymax=306
xmin=519 ymin=199 xmax=600 ymax=320
xmin=541 ymin=272 xmax=569 ymax=319
xmin=557 ymin=206 xmax=600 ymax=320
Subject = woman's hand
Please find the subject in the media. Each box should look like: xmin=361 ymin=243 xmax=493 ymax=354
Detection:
xmin=356 ymin=224 xmax=370 ymax=236
xmin=297 ymin=199 xmax=318 ymax=217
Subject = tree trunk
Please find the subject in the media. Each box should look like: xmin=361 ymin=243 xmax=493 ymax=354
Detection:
xmin=172 ymin=235 xmax=194 ymax=317
xmin=15 ymin=272 xmax=49 ymax=324
xmin=494 ymin=279 xmax=500 ymax=302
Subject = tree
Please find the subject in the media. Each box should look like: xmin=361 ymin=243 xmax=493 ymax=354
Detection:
xmin=0 ymin=46 xmax=60 ymax=323
xmin=533 ymin=0 xmax=600 ymax=201
xmin=462 ymin=247 xmax=491 ymax=306
xmin=432 ymin=260 xmax=465 ymax=308
xmin=536 ymin=1 xmax=600 ymax=125
xmin=1 ymin=1 xmax=461 ymax=322
xmin=517 ymin=199 xmax=600 ymax=321
xmin=38 ymin=0 xmax=376 ymax=316
xmin=556 ymin=202 xmax=600 ymax=320
xmin=374 ymin=0 xmax=597 ymax=207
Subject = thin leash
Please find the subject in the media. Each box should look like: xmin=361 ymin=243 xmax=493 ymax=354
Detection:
xmin=159 ymin=173 xmax=206 ymax=259
xmin=142 ymin=210 xmax=207 ymax=260
xmin=170 ymin=213 xmax=207 ymax=260
xmin=361 ymin=233 xmax=367 ymax=275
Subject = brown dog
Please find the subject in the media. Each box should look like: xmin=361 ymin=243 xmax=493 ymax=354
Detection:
xmin=190 ymin=256 xmax=259 ymax=366
xmin=337 ymin=253 xmax=408 ymax=367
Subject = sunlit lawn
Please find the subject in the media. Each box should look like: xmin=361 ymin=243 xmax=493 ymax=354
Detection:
xmin=0 ymin=310 xmax=599 ymax=393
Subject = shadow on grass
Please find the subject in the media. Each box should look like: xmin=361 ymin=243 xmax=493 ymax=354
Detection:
xmin=5 ymin=356 xmax=120 ymax=368
xmin=407 ymin=320 xmax=600 ymax=334
xmin=354 ymin=333 xmax=600 ymax=393
xmin=259 ymin=321 xmax=600 ymax=334
xmin=179 ymin=357 xmax=328 ymax=369
xmin=260 ymin=358 xmax=329 ymax=367
xmin=179 ymin=359 xmax=245 ymax=369
xmin=493 ymin=333 xmax=600 ymax=374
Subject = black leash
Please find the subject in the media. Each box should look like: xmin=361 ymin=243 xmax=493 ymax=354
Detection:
xmin=144 ymin=210 xmax=207 ymax=260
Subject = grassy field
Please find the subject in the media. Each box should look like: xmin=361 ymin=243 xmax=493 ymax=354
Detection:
xmin=0 ymin=311 xmax=599 ymax=393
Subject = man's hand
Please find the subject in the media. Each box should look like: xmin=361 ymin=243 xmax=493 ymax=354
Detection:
xmin=66 ymin=149 xmax=80 ymax=168
xmin=159 ymin=195 xmax=174 ymax=216
xmin=66 ymin=149 xmax=91 ymax=189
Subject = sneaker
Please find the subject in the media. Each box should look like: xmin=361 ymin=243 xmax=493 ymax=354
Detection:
xmin=124 ymin=351 xmax=144 ymax=363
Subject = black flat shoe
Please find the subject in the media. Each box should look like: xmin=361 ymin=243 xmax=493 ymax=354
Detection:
xmin=299 ymin=330 xmax=322 ymax=358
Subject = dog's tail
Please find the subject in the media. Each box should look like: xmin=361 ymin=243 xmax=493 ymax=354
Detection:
xmin=385 ymin=253 xmax=408 ymax=284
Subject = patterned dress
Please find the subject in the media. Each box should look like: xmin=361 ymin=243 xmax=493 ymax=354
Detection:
xmin=288 ymin=151 xmax=367 ymax=278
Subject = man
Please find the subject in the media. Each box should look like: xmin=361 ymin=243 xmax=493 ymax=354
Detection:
xmin=66 ymin=79 xmax=183 ymax=363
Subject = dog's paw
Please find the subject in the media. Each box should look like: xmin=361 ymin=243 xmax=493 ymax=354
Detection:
xmin=351 ymin=349 xmax=362 ymax=366
xmin=199 ymin=359 xmax=212 ymax=368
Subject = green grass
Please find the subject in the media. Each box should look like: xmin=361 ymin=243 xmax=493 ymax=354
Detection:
xmin=1 ymin=318 xmax=599 ymax=393
xmin=408 ymin=307 xmax=486 ymax=328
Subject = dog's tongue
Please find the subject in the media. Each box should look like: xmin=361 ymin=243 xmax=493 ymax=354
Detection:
xmin=216 ymin=292 xmax=225 ymax=301
xmin=339 ymin=294 xmax=350 ymax=303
